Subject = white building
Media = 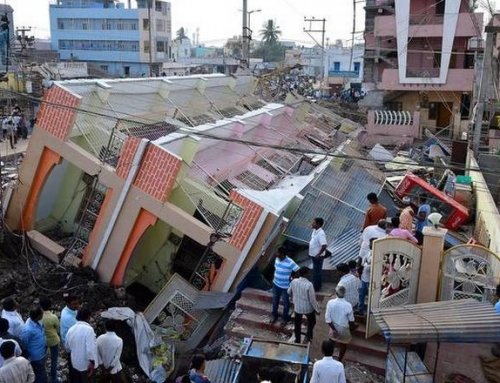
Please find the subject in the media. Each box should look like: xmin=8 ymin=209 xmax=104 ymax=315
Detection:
xmin=172 ymin=36 xmax=192 ymax=61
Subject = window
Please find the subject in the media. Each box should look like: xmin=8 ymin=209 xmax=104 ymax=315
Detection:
xmin=333 ymin=61 xmax=340 ymax=71
xmin=155 ymin=2 xmax=163 ymax=12
xmin=100 ymin=65 xmax=108 ymax=72
xmin=82 ymin=22 xmax=88 ymax=30
xmin=124 ymin=66 xmax=130 ymax=76
xmin=117 ymin=22 xmax=124 ymax=30
xmin=353 ymin=62 xmax=360 ymax=74
xmin=428 ymin=102 xmax=438 ymax=119
xmin=143 ymin=19 xmax=149 ymax=30
xmin=144 ymin=41 xmax=150 ymax=53
xmin=156 ymin=41 xmax=165 ymax=52
xmin=57 ymin=19 xmax=65 ymax=30
xmin=156 ymin=19 xmax=165 ymax=32
xmin=131 ymin=22 xmax=137 ymax=30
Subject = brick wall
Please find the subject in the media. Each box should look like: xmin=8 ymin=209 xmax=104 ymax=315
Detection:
xmin=115 ymin=137 xmax=141 ymax=179
xmin=36 ymin=85 xmax=81 ymax=140
xmin=229 ymin=191 xmax=264 ymax=250
xmin=133 ymin=144 xmax=182 ymax=202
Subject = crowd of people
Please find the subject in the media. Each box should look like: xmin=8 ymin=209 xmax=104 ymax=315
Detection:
xmin=264 ymin=191 xmax=438 ymax=382
xmin=0 ymin=295 xmax=124 ymax=383
xmin=1 ymin=106 xmax=33 ymax=150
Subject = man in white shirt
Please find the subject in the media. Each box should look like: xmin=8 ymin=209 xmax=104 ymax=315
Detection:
xmin=357 ymin=238 xmax=377 ymax=316
xmin=358 ymin=219 xmax=387 ymax=260
xmin=309 ymin=217 xmax=328 ymax=292
xmin=1 ymin=298 xmax=24 ymax=338
xmin=337 ymin=263 xmax=361 ymax=308
xmin=65 ymin=307 xmax=98 ymax=383
xmin=288 ymin=267 xmax=320 ymax=343
xmin=97 ymin=320 xmax=124 ymax=383
xmin=310 ymin=340 xmax=346 ymax=383
xmin=0 ymin=340 xmax=34 ymax=383
xmin=325 ymin=285 xmax=355 ymax=362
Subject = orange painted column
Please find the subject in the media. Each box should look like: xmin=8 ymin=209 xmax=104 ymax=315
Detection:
xmin=110 ymin=209 xmax=157 ymax=286
xmin=81 ymin=189 xmax=114 ymax=266
xmin=21 ymin=147 xmax=62 ymax=231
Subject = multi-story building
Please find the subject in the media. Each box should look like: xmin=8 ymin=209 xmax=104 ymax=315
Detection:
xmin=363 ymin=0 xmax=483 ymax=143
xmin=49 ymin=0 xmax=172 ymax=77
xmin=0 ymin=3 xmax=14 ymax=67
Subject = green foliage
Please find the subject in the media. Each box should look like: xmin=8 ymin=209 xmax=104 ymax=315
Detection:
xmin=252 ymin=19 xmax=285 ymax=62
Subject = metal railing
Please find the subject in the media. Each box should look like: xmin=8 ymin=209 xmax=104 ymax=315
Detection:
xmin=374 ymin=110 xmax=413 ymax=125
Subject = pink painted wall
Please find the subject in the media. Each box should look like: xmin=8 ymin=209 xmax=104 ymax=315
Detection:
xmin=190 ymin=113 xmax=298 ymax=183
xmin=366 ymin=110 xmax=421 ymax=139
xmin=374 ymin=13 xmax=483 ymax=38
xmin=379 ymin=68 xmax=474 ymax=91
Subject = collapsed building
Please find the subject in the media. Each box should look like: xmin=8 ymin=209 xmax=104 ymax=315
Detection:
xmin=4 ymin=73 xmax=372 ymax=351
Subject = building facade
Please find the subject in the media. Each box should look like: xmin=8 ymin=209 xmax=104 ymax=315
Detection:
xmin=49 ymin=0 xmax=172 ymax=77
xmin=363 ymin=0 xmax=483 ymax=142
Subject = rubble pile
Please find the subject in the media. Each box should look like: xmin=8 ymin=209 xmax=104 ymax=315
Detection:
xmin=0 ymin=234 xmax=151 ymax=381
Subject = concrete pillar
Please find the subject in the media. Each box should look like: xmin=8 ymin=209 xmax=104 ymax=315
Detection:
xmin=416 ymin=226 xmax=447 ymax=303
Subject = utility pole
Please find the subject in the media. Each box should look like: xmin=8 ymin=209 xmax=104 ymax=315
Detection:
xmin=148 ymin=0 xmax=153 ymax=76
xmin=349 ymin=0 xmax=357 ymax=71
xmin=472 ymin=24 xmax=496 ymax=155
xmin=304 ymin=17 xmax=326 ymax=79
xmin=242 ymin=0 xmax=249 ymax=67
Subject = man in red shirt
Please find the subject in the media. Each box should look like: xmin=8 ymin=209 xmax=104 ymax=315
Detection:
xmin=362 ymin=193 xmax=387 ymax=229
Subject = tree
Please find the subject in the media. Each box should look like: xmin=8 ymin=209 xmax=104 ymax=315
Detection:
xmin=259 ymin=20 xmax=281 ymax=45
xmin=176 ymin=27 xmax=187 ymax=41
xmin=253 ymin=20 xmax=285 ymax=62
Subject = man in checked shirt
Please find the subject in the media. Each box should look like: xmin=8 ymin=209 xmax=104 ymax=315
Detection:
xmin=288 ymin=267 xmax=320 ymax=343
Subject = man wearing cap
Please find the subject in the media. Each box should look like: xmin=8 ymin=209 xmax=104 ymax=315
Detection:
xmin=399 ymin=197 xmax=415 ymax=232
xmin=325 ymin=285 xmax=355 ymax=362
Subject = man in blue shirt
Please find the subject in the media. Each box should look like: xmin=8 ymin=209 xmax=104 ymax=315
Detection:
xmin=270 ymin=247 xmax=299 ymax=325
xmin=60 ymin=295 xmax=80 ymax=345
xmin=20 ymin=305 xmax=47 ymax=383
xmin=415 ymin=193 xmax=431 ymax=245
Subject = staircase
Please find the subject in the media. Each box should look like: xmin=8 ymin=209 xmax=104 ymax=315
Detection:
xmin=225 ymin=288 xmax=387 ymax=376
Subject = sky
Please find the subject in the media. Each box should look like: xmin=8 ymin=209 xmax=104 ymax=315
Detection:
xmin=6 ymin=0 xmax=366 ymax=47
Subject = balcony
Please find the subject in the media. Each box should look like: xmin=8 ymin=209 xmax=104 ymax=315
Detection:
xmin=379 ymin=68 xmax=475 ymax=91
xmin=374 ymin=13 xmax=483 ymax=38
xmin=406 ymin=67 xmax=440 ymax=78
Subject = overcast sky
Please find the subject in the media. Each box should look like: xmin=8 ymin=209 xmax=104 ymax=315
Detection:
xmin=7 ymin=0 xmax=366 ymax=46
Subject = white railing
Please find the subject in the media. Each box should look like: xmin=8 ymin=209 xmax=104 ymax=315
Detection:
xmin=374 ymin=110 xmax=413 ymax=125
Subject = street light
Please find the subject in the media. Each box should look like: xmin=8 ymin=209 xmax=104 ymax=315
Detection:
xmin=248 ymin=9 xmax=261 ymax=36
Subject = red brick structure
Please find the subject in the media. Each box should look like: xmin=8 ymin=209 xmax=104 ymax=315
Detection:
xmin=36 ymin=85 xmax=81 ymax=140
xmin=229 ymin=191 xmax=264 ymax=250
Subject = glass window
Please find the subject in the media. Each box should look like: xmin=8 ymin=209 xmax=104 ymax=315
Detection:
xmin=143 ymin=19 xmax=149 ymax=30
xmin=144 ymin=41 xmax=150 ymax=53
xmin=57 ymin=19 xmax=65 ymax=30
xmin=333 ymin=62 xmax=340 ymax=71
xmin=354 ymin=62 xmax=360 ymax=73
xmin=156 ymin=41 xmax=165 ymax=52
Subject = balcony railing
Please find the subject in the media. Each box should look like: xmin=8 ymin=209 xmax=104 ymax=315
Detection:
xmin=406 ymin=67 xmax=440 ymax=78
xmin=409 ymin=14 xmax=444 ymax=25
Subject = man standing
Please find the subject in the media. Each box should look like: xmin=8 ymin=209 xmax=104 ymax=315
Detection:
xmin=336 ymin=263 xmax=361 ymax=309
xmin=325 ymin=286 xmax=355 ymax=362
xmin=309 ymin=217 xmax=328 ymax=292
xmin=0 ymin=340 xmax=35 ymax=383
xmin=19 ymin=306 xmax=47 ymax=383
xmin=96 ymin=320 xmax=124 ymax=383
xmin=65 ymin=307 xmax=98 ymax=383
xmin=363 ymin=193 xmax=387 ymax=229
xmin=60 ymin=296 xmax=80 ymax=345
xmin=415 ymin=193 xmax=431 ymax=245
xmin=358 ymin=219 xmax=387 ymax=260
xmin=1 ymin=298 xmax=24 ymax=338
xmin=310 ymin=340 xmax=346 ymax=383
xmin=270 ymin=247 xmax=299 ymax=324
xmin=288 ymin=267 xmax=320 ymax=343
xmin=0 ymin=319 xmax=22 ymax=367
xmin=40 ymin=297 xmax=60 ymax=383
xmin=357 ymin=238 xmax=376 ymax=316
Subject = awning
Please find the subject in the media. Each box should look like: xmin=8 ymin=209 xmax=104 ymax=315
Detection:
xmin=372 ymin=299 xmax=500 ymax=344
xmin=192 ymin=291 xmax=235 ymax=310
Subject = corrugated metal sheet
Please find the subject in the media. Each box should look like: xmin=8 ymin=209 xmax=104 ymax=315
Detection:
xmin=372 ymin=299 xmax=500 ymax=344
xmin=205 ymin=358 xmax=242 ymax=383
xmin=284 ymin=150 xmax=385 ymax=264
xmin=327 ymin=228 xmax=362 ymax=267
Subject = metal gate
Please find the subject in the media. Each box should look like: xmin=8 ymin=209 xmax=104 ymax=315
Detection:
xmin=366 ymin=238 xmax=422 ymax=338
xmin=439 ymin=244 xmax=500 ymax=303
